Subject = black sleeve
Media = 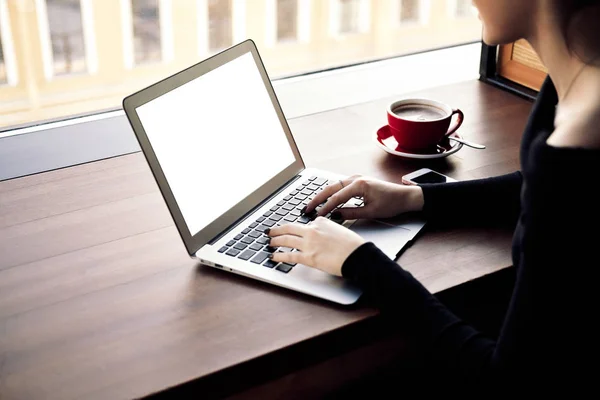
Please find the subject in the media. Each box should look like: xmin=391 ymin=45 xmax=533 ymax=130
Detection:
xmin=342 ymin=243 xmax=496 ymax=372
xmin=419 ymin=171 xmax=522 ymax=227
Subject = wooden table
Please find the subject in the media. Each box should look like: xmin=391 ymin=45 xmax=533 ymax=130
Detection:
xmin=0 ymin=80 xmax=532 ymax=399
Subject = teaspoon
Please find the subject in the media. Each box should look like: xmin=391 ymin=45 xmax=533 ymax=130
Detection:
xmin=447 ymin=136 xmax=486 ymax=149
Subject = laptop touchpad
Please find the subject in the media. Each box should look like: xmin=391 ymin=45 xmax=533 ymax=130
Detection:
xmin=348 ymin=219 xmax=415 ymax=260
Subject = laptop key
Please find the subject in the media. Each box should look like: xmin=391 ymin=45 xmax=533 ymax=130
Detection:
xmin=276 ymin=263 xmax=294 ymax=273
xmin=295 ymin=194 xmax=308 ymax=201
xmin=277 ymin=200 xmax=286 ymax=207
xmin=256 ymin=216 xmax=266 ymax=223
xmin=264 ymin=246 xmax=277 ymax=253
xmin=263 ymin=211 xmax=273 ymax=217
xmin=218 ymin=246 xmax=228 ymax=253
xmin=226 ymin=240 xmax=236 ymax=247
xmin=283 ymin=195 xmax=292 ymax=201
xmin=289 ymin=191 xmax=298 ymax=196
xmin=313 ymin=177 xmax=327 ymax=186
xmin=250 ymin=252 xmax=270 ymax=264
xmin=234 ymin=243 xmax=248 ymax=251
xmin=282 ymin=203 xmax=295 ymax=211
xmin=300 ymin=189 xmax=312 ymax=196
xmin=249 ymin=222 xmax=259 ymax=228
xmin=226 ymin=248 xmax=241 ymax=257
xmin=242 ymin=228 xmax=251 ymax=234
xmin=298 ymin=216 xmax=311 ymax=224
xmin=307 ymin=183 xmax=320 ymax=191
xmin=241 ymin=236 xmax=254 ymax=245
xmin=257 ymin=237 xmax=269 ymax=245
xmin=269 ymin=214 xmax=283 ymax=222
xmin=308 ymin=176 xmax=317 ymax=181
xmin=275 ymin=208 xmax=288 ymax=216
xmin=263 ymin=259 xmax=278 ymax=268
xmin=249 ymin=243 xmax=262 ymax=251
xmin=284 ymin=215 xmax=297 ymax=222
xmin=290 ymin=209 xmax=301 ymax=217
xmin=262 ymin=219 xmax=276 ymax=227
xmin=234 ymin=234 xmax=243 ymax=240
xmin=238 ymin=249 xmax=256 ymax=261
xmin=270 ymin=206 xmax=279 ymax=212
xmin=256 ymin=224 xmax=270 ymax=233
xmin=248 ymin=230 xmax=261 ymax=238
xmin=289 ymin=199 xmax=301 ymax=206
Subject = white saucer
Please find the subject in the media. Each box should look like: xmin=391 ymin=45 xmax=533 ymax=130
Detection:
xmin=374 ymin=125 xmax=463 ymax=160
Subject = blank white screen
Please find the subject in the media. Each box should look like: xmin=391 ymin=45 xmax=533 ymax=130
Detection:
xmin=136 ymin=52 xmax=296 ymax=236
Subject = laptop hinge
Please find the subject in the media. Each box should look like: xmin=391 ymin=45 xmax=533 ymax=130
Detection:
xmin=206 ymin=174 xmax=303 ymax=246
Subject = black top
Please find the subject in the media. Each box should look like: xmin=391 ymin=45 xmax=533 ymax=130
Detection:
xmin=342 ymin=77 xmax=600 ymax=380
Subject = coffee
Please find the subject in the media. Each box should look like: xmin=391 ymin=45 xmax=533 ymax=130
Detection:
xmin=387 ymin=98 xmax=464 ymax=151
xmin=392 ymin=104 xmax=447 ymax=122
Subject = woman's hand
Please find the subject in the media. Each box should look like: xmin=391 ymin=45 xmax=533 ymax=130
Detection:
xmin=305 ymin=175 xmax=424 ymax=220
xmin=267 ymin=217 xmax=365 ymax=277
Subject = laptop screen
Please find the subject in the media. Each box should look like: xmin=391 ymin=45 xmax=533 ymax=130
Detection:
xmin=136 ymin=52 xmax=296 ymax=237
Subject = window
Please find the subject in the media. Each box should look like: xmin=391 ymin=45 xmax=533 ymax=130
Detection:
xmin=277 ymin=0 xmax=298 ymax=42
xmin=339 ymin=0 xmax=361 ymax=34
xmin=208 ymin=0 xmax=232 ymax=52
xmin=498 ymin=39 xmax=547 ymax=91
xmin=399 ymin=0 xmax=420 ymax=23
xmin=132 ymin=0 xmax=162 ymax=64
xmin=0 ymin=29 xmax=6 ymax=84
xmin=455 ymin=0 xmax=472 ymax=17
xmin=46 ymin=0 xmax=87 ymax=75
xmin=1 ymin=0 xmax=482 ymax=129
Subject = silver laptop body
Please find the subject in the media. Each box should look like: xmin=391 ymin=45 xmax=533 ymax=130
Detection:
xmin=123 ymin=40 xmax=425 ymax=305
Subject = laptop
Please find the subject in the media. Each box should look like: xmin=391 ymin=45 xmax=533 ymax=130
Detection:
xmin=122 ymin=40 xmax=426 ymax=305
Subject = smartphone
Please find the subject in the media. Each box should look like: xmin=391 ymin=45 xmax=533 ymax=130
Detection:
xmin=402 ymin=168 xmax=457 ymax=185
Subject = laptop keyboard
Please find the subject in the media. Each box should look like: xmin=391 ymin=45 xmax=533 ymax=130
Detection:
xmin=218 ymin=176 xmax=364 ymax=274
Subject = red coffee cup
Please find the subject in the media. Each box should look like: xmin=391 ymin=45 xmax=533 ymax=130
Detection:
xmin=387 ymin=99 xmax=464 ymax=152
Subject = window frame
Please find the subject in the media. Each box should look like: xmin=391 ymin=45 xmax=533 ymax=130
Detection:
xmin=36 ymin=0 xmax=98 ymax=79
xmin=199 ymin=0 xmax=246 ymax=55
xmin=1 ymin=41 xmax=482 ymax=181
xmin=123 ymin=0 xmax=174 ymax=69
xmin=479 ymin=42 xmax=538 ymax=101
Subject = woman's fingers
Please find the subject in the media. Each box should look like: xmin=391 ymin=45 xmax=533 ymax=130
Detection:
xmin=305 ymin=180 xmax=343 ymax=213
xmin=269 ymin=234 xmax=304 ymax=251
xmin=270 ymin=251 xmax=304 ymax=265
xmin=268 ymin=223 xmax=307 ymax=238
xmin=268 ymin=224 xmax=308 ymax=264
xmin=305 ymin=176 xmax=359 ymax=213
xmin=317 ymin=182 xmax=364 ymax=216
xmin=334 ymin=203 xmax=372 ymax=220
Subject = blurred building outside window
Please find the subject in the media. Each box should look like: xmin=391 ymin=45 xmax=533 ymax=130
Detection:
xmin=132 ymin=0 xmax=162 ymax=65
xmin=0 ymin=0 xmax=482 ymax=129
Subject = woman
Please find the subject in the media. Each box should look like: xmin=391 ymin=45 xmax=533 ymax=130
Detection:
xmin=267 ymin=0 xmax=600 ymax=383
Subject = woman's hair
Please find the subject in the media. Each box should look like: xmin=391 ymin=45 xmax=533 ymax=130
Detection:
xmin=557 ymin=0 xmax=600 ymax=65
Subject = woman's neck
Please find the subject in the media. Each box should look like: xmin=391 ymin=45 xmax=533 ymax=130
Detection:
xmin=527 ymin=4 xmax=600 ymax=107
xmin=527 ymin=4 xmax=600 ymax=148
xmin=527 ymin=6 xmax=588 ymax=102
